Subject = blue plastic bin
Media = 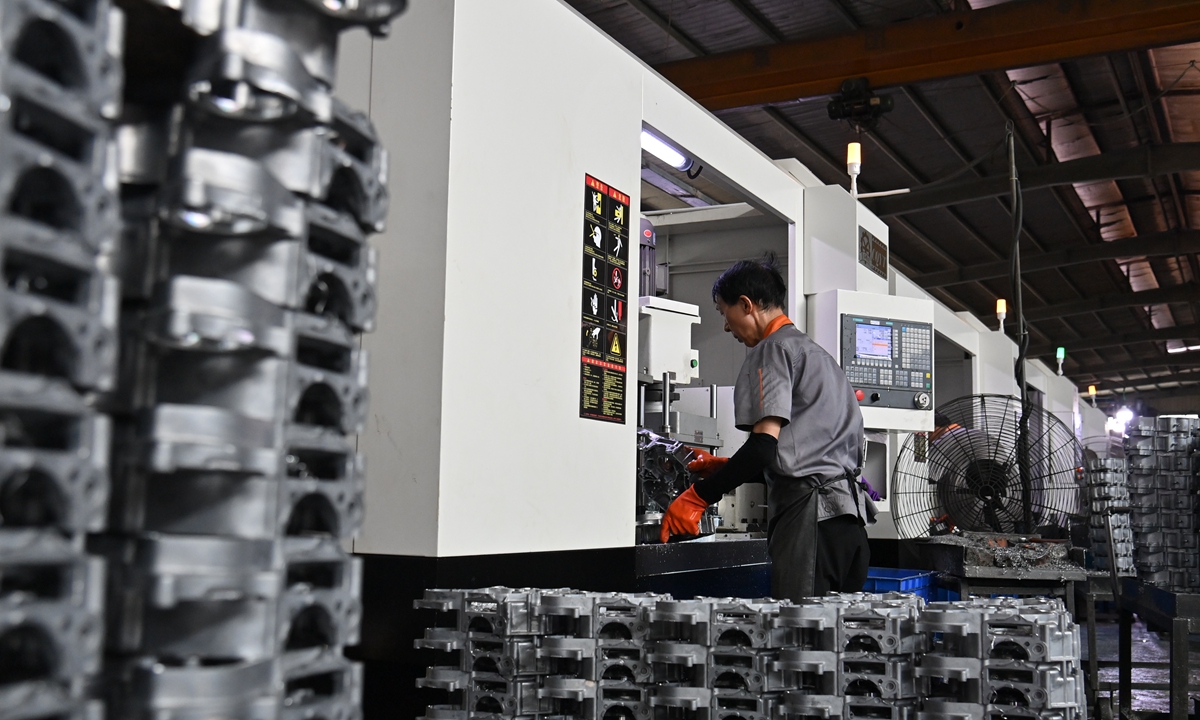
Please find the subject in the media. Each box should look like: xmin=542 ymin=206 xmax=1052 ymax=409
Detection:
xmin=861 ymin=567 xmax=934 ymax=600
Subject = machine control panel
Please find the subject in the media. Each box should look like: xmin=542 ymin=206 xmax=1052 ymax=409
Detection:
xmin=840 ymin=314 xmax=933 ymax=410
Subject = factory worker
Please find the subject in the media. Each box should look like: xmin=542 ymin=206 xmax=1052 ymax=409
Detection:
xmin=659 ymin=256 xmax=876 ymax=601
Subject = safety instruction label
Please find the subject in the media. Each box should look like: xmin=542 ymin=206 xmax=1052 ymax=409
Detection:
xmin=580 ymin=174 xmax=629 ymax=423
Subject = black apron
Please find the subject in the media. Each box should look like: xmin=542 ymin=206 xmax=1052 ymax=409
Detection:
xmin=766 ymin=469 xmax=861 ymax=601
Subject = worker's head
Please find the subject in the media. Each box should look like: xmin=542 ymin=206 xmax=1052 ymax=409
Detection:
xmin=712 ymin=255 xmax=787 ymax=347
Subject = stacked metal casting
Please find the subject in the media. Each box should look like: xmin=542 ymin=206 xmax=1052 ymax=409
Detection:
xmin=1123 ymin=416 xmax=1200 ymax=591
xmin=0 ymin=0 xmax=123 ymax=714
xmin=918 ymin=597 xmax=1085 ymax=720
xmin=82 ymin=0 xmax=403 ymax=717
xmin=412 ymin=590 xmax=1085 ymax=720
xmin=1082 ymin=457 xmax=1134 ymax=577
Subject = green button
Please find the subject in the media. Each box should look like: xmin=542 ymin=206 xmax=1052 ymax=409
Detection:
xmin=690 ymin=359 xmax=698 ymax=368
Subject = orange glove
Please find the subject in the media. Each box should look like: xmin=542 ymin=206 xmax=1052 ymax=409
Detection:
xmin=659 ymin=486 xmax=710 ymax=543
xmin=686 ymin=448 xmax=728 ymax=478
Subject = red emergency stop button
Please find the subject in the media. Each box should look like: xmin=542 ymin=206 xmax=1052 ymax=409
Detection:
xmin=855 ymin=389 xmax=865 ymax=401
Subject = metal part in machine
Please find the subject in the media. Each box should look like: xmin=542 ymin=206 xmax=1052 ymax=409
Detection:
xmin=635 ymin=430 xmax=716 ymax=543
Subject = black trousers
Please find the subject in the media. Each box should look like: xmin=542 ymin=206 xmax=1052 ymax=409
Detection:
xmin=767 ymin=478 xmax=870 ymax=601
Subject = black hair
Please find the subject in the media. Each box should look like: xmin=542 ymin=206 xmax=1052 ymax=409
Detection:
xmin=712 ymin=253 xmax=787 ymax=310
xmin=934 ymin=411 xmax=951 ymax=427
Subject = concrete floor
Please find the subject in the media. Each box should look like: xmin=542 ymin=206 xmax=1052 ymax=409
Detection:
xmin=1082 ymin=617 xmax=1200 ymax=714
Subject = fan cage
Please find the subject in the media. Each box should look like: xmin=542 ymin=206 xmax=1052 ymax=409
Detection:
xmin=891 ymin=394 xmax=1085 ymax=540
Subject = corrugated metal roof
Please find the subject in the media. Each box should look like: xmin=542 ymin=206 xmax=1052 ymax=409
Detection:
xmin=561 ymin=0 xmax=1200 ymax=405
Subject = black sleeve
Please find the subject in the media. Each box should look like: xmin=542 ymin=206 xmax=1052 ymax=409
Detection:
xmin=691 ymin=433 xmax=778 ymax=504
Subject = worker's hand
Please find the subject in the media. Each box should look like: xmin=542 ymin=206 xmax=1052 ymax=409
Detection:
xmin=686 ymin=448 xmax=728 ymax=478
xmin=859 ymin=479 xmax=882 ymax=502
xmin=660 ymin=486 xmax=710 ymax=543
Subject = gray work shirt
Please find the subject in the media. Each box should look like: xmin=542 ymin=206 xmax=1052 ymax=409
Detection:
xmin=733 ymin=323 xmax=876 ymax=523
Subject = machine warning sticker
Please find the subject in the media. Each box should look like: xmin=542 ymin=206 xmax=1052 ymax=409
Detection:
xmin=580 ymin=174 xmax=629 ymax=424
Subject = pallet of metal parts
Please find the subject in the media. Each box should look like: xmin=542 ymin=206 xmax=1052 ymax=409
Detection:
xmin=0 ymin=537 xmax=104 ymax=703
xmin=713 ymin=690 xmax=781 ymax=720
xmin=597 ymin=639 xmax=651 ymax=685
xmin=458 ymin=587 xmax=543 ymax=638
xmin=649 ymin=598 xmax=715 ymax=645
xmin=279 ymin=536 xmax=361 ymax=655
xmin=843 ymin=697 xmax=917 ymax=720
xmin=648 ymin=641 xmax=710 ymax=688
xmin=916 ymin=699 xmax=985 ymax=720
xmin=0 ymin=250 xmax=117 ymax=392
xmin=457 ymin=636 xmax=543 ymax=679
xmin=914 ymin=655 xmax=984 ymax=703
xmin=281 ymin=652 xmax=362 ymax=720
xmin=982 ymin=659 xmax=1080 ymax=711
xmin=467 ymin=676 xmax=550 ymax=717
xmin=540 ymin=675 xmax=597 ymax=717
xmin=841 ymin=653 xmax=920 ymax=699
xmin=138 ymin=311 xmax=367 ymax=434
xmin=773 ymin=649 xmax=839 ymax=695
xmin=92 ymin=533 xmax=282 ymax=658
xmin=596 ymin=682 xmax=647 ymax=720
xmin=1159 ymin=416 xmax=1200 ymax=433
xmin=704 ymin=597 xmax=787 ymax=649
xmin=0 ymin=105 xmax=119 ymax=262
xmin=0 ymin=693 xmax=102 ymax=720
xmin=774 ymin=600 xmax=842 ymax=651
xmin=282 ymin=425 xmax=364 ymax=540
xmin=709 ymin=646 xmax=786 ymax=694
xmin=779 ymin=691 xmax=844 ymax=720
xmin=538 ymin=636 xmax=596 ymax=681
xmin=594 ymin=592 xmax=662 ymax=642
xmin=0 ymin=375 xmax=110 ymax=537
xmin=0 ymin=0 xmax=123 ymax=118
xmin=186 ymin=99 xmax=388 ymax=234
xmin=103 ymin=656 xmax=279 ymax=720
xmin=915 ymin=605 xmax=985 ymax=658
xmin=538 ymin=590 xmax=597 ymax=638
xmin=159 ymin=205 xmax=379 ymax=333
xmin=647 ymin=685 xmax=712 ymax=717
xmin=837 ymin=596 xmax=924 ymax=655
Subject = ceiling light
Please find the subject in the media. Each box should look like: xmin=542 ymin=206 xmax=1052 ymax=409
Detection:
xmin=641 ymin=130 xmax=692 ymax=171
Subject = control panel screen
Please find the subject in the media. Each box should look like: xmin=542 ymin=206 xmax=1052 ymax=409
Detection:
xmin=840 ymin=314 xmax=933 ymax=411
xmin=855 ymin=324 xmax=892 ymax=360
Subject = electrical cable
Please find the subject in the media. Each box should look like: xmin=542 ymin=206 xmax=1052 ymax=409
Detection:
xmin=1006 ymin=121 xmax=1034 ymax=533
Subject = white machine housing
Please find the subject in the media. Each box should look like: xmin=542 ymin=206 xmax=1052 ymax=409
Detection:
xmin=804 ymin=185 xmax=890 ymax=297
xmin=639 ymin=296 xmax=701 ymax=383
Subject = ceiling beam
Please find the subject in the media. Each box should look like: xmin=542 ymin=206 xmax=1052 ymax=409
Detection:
xmin=866 ymin=142 xmax=1200 ymax=216
xmin=1028 ymin=321 xmax=1200 ymax=357
xmin=1072 ymin=354 xmax=1200 ymax=379
xmin=915 ymin=229 xmax=1200 ymax=288
xmin=654 ymin=0 xmax=1200 ymax=111
xmin=624 ymin=0 xmax=707 ymax=57
xmin=1023 ymin=282 xmax=1200 ymax=322
xmin=1094 ymin=371 xmax=1200 ymax=392
xmin=722 ymin=0 xmax=786 ymax=43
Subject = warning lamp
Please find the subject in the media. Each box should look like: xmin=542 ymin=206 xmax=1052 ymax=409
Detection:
xmin=1088 ymin=385 xmax=1097 ymax=407
xmin=996 ymin=298 xmax=1007 ymax=333
xmin=847 ymin=142 xmax=862 ymax=197
xmin=1056 ymin=346 xmax=1065 ymax=376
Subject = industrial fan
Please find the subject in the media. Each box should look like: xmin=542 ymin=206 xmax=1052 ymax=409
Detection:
xmin=891 ymin=394 xmax=1085 ymax=539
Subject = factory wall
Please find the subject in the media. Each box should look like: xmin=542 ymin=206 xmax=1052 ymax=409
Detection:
xmin=350 ymin=0 xmax=805 ymax=557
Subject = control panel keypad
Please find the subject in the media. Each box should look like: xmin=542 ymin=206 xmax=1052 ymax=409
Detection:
xmin=840 ymin=314 xmax=934 ymax=410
